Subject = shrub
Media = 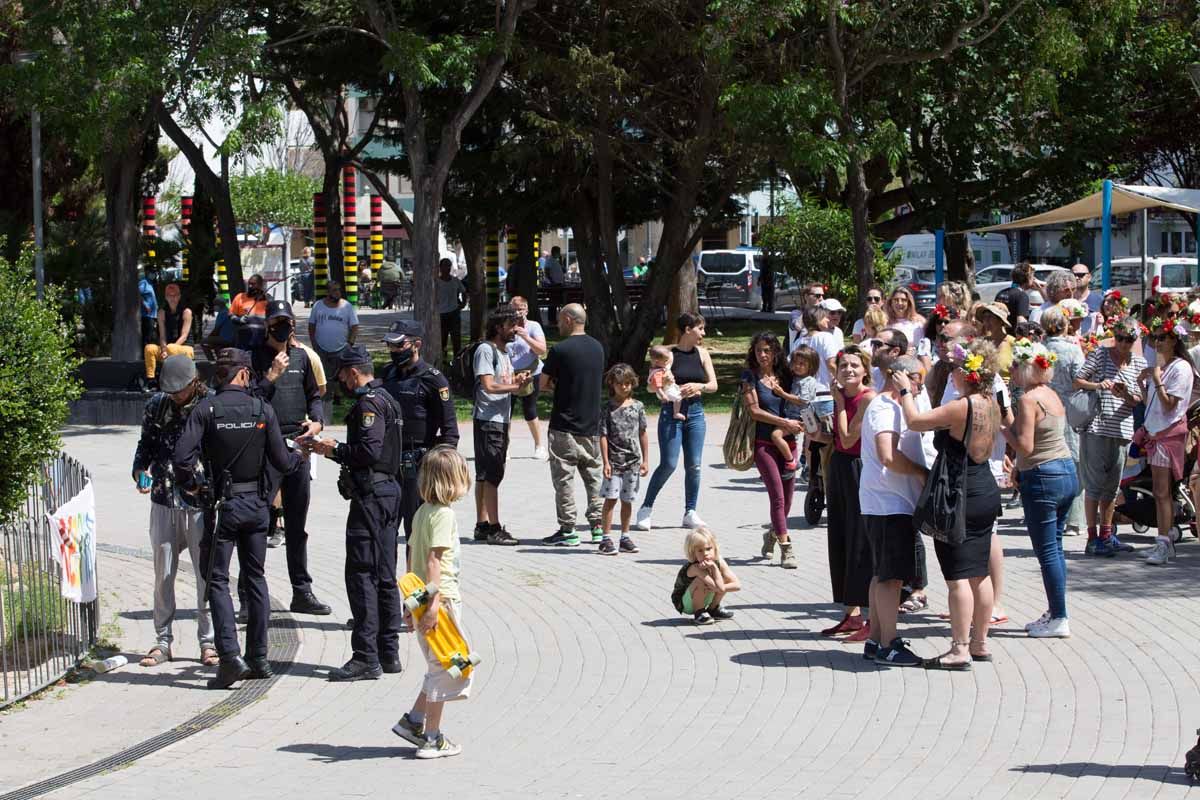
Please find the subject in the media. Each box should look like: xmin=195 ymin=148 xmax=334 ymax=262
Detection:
xmin=0 ymin=244 xmax=82 ymax=522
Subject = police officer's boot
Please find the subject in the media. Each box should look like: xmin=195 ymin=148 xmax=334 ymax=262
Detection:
xmin=207 ymin=655 xmax=250 ymax=689
xmin=290 ymin=590 xmax=332 ymax=615
xmin=246 ymin=656 xmax=274 ymax=680
xmin=328 ymin=658 xmax=383 ymax=682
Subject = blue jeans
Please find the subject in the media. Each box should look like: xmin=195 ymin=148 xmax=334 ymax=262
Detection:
xmin=1018 ymin=457 xmax=1079 ymax=620
xmin=641 ymin=401 xmax=706 ymax=514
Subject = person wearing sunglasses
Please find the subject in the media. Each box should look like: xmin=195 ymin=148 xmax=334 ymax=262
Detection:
xmin=851 ymin=286 xmax=886 ymax=342
xmin=1073 ymin=316 xmax=1145 ymax=556
xmin=788 ymin=284 xmax=830 ymax=351
xmin=1071 ymin=264 xmax=1101 ymax=314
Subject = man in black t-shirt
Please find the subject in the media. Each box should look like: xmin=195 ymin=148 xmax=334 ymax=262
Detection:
xmin=995 ymin=261 xmax=1034 ymax=324
xmin=539 ymin=303 xmax=606 ymax=547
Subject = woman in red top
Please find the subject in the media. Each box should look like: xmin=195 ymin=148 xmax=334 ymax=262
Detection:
xmin=819 ymin=346 xmax=877 ymax=637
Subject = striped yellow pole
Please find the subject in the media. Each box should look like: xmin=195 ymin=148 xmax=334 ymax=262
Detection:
xmin=485 ymin=231 xmax=501 ymax=309
xmin=505 ymin=227 xmax=517 ymax=303
xmin=180 ymin=196 xmax=193 ymax=281
xmin=342 ymin=165 xmax=358 ymax=304
xmin=215 ymin=224 xmax=229 ymax=302
xmin=142 ymin=196 xmax=157 ymax=261
xmin=532 ymin=231 xmax=541 ymax=281
xmin=370 ymin=195 xmax=383 ymax=302
xmin=313 ymin=193 xmax=328 ymax=296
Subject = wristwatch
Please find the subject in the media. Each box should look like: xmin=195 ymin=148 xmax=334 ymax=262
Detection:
xmin=898 ymin=388 xmax=910 ymax=397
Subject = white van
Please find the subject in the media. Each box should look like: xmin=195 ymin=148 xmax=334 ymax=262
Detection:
xmin=1088 ymin=257 xmax=1198 ymax=306
xmin=887 ymin=233 xmax=1013 ymax=270
xmin=696 ymin=249 xmax=765 ymax=309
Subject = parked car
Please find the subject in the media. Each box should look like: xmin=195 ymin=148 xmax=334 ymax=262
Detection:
xmin=889 ymin=265 xmax=937 ymax=314
xmin=974 ymin=263 xmax=1067 ymax=305
xmin=1088 ymin=257 xmax=1197 ymax=307
xmin=697 ymin=248 xmax=764 ymax=309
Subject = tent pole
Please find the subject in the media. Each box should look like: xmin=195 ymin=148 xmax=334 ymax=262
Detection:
xmin=934 ymin=228 xmax=945 ymax=286
xmin=1101 ymin=180 xmax=1113 ymax=291
xmin=1140 ymin=208 xmax=1148 ymax=304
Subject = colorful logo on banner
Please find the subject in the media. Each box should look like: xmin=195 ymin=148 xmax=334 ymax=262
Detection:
xmin=47 ymin=481 xmax=97 ymax=603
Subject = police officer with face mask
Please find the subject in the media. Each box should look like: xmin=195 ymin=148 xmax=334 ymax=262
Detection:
xmin=301 ymin=344 xmax=404 ymax=681
xmin=173 ymin=349 xmax=305 ymax=689
xmin=379 ymin=320 xmax=459 ymax=537
xmin=246 ymin=300 xmax=331 ymax=617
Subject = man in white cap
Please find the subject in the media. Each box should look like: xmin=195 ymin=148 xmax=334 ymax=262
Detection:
xmin=819 ymin=298 xmax=847 ymax=349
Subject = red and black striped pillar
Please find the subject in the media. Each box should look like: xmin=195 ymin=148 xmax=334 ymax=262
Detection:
xmin=180 ymin=196 xmax=193 ymax=281
xmin=342 ymin=166 xmax=358 ymax=304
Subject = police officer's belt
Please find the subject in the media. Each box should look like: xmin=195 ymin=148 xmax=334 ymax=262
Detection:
xmin=228 ymin=481 xmax=261 ymax=495
xmin=372 ymin=471 xmax=395 ymax=484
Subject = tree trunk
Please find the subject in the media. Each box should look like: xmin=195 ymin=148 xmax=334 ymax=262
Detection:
xmin=663 ymin=260 xmax=699 ymax=345
xmin=188 ymin=179 xmax=218 ymax=317
xmin=322 ymin=163 xmax=344 ymax=285
xmin=461 ymin=225 xmax=487 ymax=341
xmin=102 ymin=130 xmax=155 ymax=361
xmin=514 ymin=223 xmax=540 ymax=322
xmin=846 ymin=154 xmax=876 ymax=319
xmin=411 ymin=178 xmax=443 ymax=365
xmin=945 ymin=231 xmax=967 ymax=283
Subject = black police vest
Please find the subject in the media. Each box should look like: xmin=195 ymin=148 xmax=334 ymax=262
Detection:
xmin=268 ymin=346 xmax=309 ymax=435
xmin=206 ymin=393 xmax=267 ymax=489
xmin=382 ymin=362 xmax=431 ymax=447
xmin=355 ymin=387 xmax=403 ymax=476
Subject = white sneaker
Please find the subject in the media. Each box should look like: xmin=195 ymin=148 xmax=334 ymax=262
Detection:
xmin=632 ymin=506 xmax=653 ymax=531
xmin=682 ymin=510 xmax=706 ymax=529
xmin=1027 ymin=617 xmax=1070 ymax=638
xmin=415 ymin=734 xmax=462 ymax=759
xmin=1064 ymin=526 xmax=1081 ymax=537
xmin=533 ymin=445 xmax=548 ymax=460
xmin=1145 ymin=537 xmax=1175 ymax=566
xmin=1025 ymin=610 xmax=1051 ymax=631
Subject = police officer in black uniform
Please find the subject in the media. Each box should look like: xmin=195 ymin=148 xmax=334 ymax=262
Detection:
xmin=248 ymin=300 xmax=331 ymax=616
xmin=173 ymin=349 xmax=304 ymax=689
xmin=302 ymin=344 xmax=404 ymax=681
xmin=379 ymin=320 xmax=460 ymax=536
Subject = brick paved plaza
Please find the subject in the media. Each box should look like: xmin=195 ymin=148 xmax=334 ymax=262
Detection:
xmin=4 ymin=420 xmax=1200 ymax=799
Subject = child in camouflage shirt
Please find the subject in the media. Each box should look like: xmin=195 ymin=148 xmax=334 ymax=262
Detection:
xmin=597 ymin=364 xmax=649 ymax=555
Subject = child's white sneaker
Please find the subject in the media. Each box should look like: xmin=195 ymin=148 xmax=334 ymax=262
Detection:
xmin=632 ymin=506 xmax=653 ymax=531
xmin=682 ymin=509 xmax=706 ymax=529
xmin=416 ymin=734 xmax=462 ymax=759
xmin=391 ymin=713 xmax=425 ymax=746
xmin=1026 ymin=617 xmax=1070 ymax=638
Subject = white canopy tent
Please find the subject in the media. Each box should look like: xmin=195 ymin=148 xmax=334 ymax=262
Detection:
xmin=967 ymin=181 xmax=1200 ymax=291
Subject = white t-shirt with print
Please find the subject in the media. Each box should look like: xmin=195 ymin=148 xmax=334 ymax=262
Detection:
xmin=859 ymin=393 xmax=925 ymax=516
xmin=796 ymin=331 xmax=839 ymax=392
xmin=1145 ymin=358 xmax=1195 ymax=435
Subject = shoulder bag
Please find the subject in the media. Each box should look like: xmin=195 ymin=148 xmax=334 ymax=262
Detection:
xmin=723 ymin=388 xmax=756 ymax=472
xmin=913 ymin=396 xmax=971 ymax=545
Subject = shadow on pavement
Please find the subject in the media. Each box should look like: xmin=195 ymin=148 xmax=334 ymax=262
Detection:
xmin=278 ymin=743 xmax=411 ymax=763
xmin=1011 ymin=762 xmax=1190 ymax=785
xmin=729 ymin=648 xmax=872 ymax=671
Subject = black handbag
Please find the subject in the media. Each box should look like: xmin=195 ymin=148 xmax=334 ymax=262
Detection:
xmin=913 ymin=395 xmax=973 ymax=545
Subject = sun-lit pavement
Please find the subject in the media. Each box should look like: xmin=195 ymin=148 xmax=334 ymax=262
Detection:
xmin=5 ymin=419 xmax=1200 ymax=799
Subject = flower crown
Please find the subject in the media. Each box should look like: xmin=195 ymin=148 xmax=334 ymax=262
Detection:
xmin=1012 ymin=337 xmax=1058 ymax=369
xmin=1105 ymin=316 xmax=1140 ymax=339
xmin=948 ymin=341 xmax=985 ymax=384
xmin=931 ymin=304 xmax=951 ymax=321
xmin=1057 ymin=299 xmax=1087 ymax=320
xmin=1104 ymin=289 xmax=1131 ymax=310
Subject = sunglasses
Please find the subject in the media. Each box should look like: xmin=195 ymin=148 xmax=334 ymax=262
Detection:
xmin=1115 ymin=335 xmax=1135 ymax=344
xmin=869 ymin=339 xmax=897 ymax=350
xmin=1151 ymin=333 xmax=1174 ymax=342
xmin=808 ymin=292 xmax=825 ymax=299
xmin=866 ymin=295 xmax=883 ymax=303
xmin=937 ymin=333 xmax=953 ymax=343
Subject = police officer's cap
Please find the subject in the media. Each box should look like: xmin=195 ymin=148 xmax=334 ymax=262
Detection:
xmin=215 ymin=348 xmax=253 ymax=368
xmin=267 ymin=300 xmax=294 ymax=322
xmin=382 ymin=319 xmax=424 ymax=344
xmin=158 ymin=354 xmax=197 ymax=393
xmin=334 ymin=343 xmax=373 ymax=371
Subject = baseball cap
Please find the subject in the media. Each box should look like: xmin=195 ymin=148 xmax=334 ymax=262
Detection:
xmin=333 ymin=343 xmax=373 ymax=371
xmin=267 ymin=300 xmax=295 ymax=322
xmin=158 ymin=355 xmax=197 ymax=393
xmin=215 ymin=348 xmax=252 ymax=368
xmin=819 ymin=298 xmax=847 ymax=313
xmin=382 ymin=319 xmax=425 ymax=344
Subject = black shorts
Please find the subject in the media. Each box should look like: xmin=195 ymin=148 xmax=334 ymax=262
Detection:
xmin=863 ymin=514 xmax=917 ymax=582
xmin=473 ymin=420 xmax=510 ymax=485
xmin=510 ymin=383 xmax=540 ymax=421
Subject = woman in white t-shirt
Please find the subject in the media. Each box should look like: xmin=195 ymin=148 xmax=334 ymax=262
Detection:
xmin=1140 ymin=319 xmax=1197 ymax=566
xmin=886 ymin=286 xmax=926 ymax=353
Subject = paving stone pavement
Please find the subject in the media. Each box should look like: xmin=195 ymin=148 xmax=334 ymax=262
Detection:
xmin=4 ymin=420 xmax=1200 ymax=799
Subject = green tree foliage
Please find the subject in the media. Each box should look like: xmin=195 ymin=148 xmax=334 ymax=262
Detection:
xmin=230 ymin=169 xmax=319 ymax=230
xmin=0 ymin=245 xmax=82 ymax=522
xmin=757 ymin=197 xmax=892 ymax=310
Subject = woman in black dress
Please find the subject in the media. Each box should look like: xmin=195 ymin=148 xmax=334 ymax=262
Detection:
xmin=891 ymin=337 xmax=1003 ymax=670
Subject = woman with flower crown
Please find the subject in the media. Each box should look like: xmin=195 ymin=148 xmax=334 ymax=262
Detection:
xmin=892 ymin=337 xmax=1002 ymax=669
xmin=1005 ymin=338 xmax=1079 ymax=638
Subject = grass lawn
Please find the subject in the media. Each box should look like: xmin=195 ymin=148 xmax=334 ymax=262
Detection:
xmin=334 ymin=317 xmax=788 ymax=422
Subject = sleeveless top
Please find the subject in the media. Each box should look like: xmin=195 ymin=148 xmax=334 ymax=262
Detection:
xmin=671 ymin=346 xmax=706 ymax=385
xmin=834 ymin=389 xmax=869 ymax=456
xmin=1016 ymin=398 xmax=1072 ymax=471
xmin=163 ymin=303 xmax=189 ymax=344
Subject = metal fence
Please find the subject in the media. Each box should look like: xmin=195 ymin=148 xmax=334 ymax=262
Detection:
xmin=0 ymin=453 xmax=98 ymax=708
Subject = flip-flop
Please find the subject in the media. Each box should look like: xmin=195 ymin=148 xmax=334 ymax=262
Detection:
xmin=990 ymin=615 xmax=1009 ymax=625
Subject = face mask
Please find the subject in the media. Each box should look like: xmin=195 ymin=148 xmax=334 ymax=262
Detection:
xmin=270 ymin=325 xmax=292 ymax=343
xmin=390 ymin=350 xmax=413 ymax=369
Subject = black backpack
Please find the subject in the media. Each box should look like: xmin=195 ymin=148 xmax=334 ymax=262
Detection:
xmin=449 ymin=340 xmax=494 ymax=398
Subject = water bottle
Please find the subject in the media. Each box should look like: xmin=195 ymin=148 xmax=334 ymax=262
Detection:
xmin=137 ymin=472 xmax=152 ymax=490
xmin=89 ymin=655 xmax=127 ymax=673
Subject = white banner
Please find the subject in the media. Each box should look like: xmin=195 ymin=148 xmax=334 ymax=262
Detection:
xmin=46 ymin=481 xmax=98 ymax=603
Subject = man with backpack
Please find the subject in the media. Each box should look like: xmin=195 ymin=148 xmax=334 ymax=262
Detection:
xmin=471 ymin=305 xmax=533 ymax=545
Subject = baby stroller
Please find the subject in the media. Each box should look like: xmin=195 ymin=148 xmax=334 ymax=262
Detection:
xmin=1115 ymin=404 xmax=1200 ymax=543
xmin=804 ymin=440 xmax=825 ymax=525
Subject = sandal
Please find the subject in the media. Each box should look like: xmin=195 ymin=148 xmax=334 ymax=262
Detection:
xmin=969 ymin=639 xmax=992 ymax=663
xmin=990 ymin=614 xmax=1009 ymax=625
xmin=899 ymin=595 xmax=929 ymax=614
xmin=923 ymin=640 xmax=972 ymax=671
xmin=201 ymin=647 xmax=220 ymax=667
xmin=139 ymin=646 xmax=171 ymax=667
